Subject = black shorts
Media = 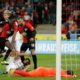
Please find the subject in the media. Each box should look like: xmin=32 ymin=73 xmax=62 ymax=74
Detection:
xmin=20 ymin=40 xmax=35 ymax=52
xmin=0 ymin=37 xmax=8 ymax=53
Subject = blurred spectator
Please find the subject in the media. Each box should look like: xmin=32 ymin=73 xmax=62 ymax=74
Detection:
xmin=73 ymin=10 xmax=80 ymax=28
xmin=66 ymin=26 xmax=80 ymax=40
xmin=15 ymin=7 xmax=20 ymax=16
xmin=0 ymin=0 xmax=56 ymax=28
xmin=62 ymin=0 xmax=80 ymax=36
xmin=4 ymin=2 xmax=10 ymax=10
xmin=49 ymin=1 xmax=56 ymax=25
xmin=24 ymin=0 xmax=28 ymax=3
xmin=17 ymin=0 xmax=23 ymax=5
xmin=20 ymin=6 xmax=26 ymax=17
xmin=62 ymin=14 xmax=77 ymax=34
xmin=26 ymin=4 xmax=32 ymax=15
xmin=9 ymin=2 xmax=16 ymax=15
xmin=62 ymin=3 xmax=66 ymax=23
xmin=33 ymin=0 xmax=56 ymax=24
xmin=43 ymin=3 xmax=49 ymax=24
xmin=0 ymin=1 xmax=3 ymax=9
xmin=66 ymin=2 xmax=77 ymax=13
xmin=0 ymin=1 xmax=4 ymax=16
xmin=36 ymin=2 xmax=43 ymax=24
xmin=33 ymin=10 xmax=38 ymax=28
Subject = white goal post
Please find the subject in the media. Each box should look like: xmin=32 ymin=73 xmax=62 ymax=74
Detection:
xmin=56 ymin=0 xmax=62 ymax=80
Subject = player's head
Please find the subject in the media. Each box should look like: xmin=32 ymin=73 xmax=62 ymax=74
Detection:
xmin=23 ymin=58 xmax=31 ymax=66
xmin=3 ymin=10 xmax=11 ymax=20
xmin=17 ymin=16 xmax=25 ymax=26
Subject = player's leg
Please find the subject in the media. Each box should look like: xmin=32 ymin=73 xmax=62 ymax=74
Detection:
xmin=3 ymin=39 xmax=14 ymax=60
xmin=1 ymin=49 xmax=11 ymax=65
xmin=1 ymin=39 xmax=15 ymax=64
xmin=5 ymin=40 xmax=14 ymax=51
xmin=29 ymin=40 xmax=37 ymax=69
xmin=20 ymin=43 xmax=28 ymax=63
xmin=31 ymin=49 xmax=37 ymax=69
xmin=3 ymin=49 xmax=11 ymax=61
xmin=0 ymin=38 xmax=6 ymax=55
xmin=0 ymin=39 xmax=11 ymax=64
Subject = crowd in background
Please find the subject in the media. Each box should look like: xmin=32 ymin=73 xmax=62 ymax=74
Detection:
xmin=62 ymin=0 xmax=80 ymax=39
xmin=0 ymin=0 xmax=56 ymax=29
xmin=0 ymin=0 xmax=35 ymax=28
xmin=62 ymin=0 xmax=80 ymax=25
xmin=33 ymin=0 xmax=56 ymax=25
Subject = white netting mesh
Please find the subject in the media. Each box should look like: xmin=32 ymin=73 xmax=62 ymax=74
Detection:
xmin=62 ymin=0 xmax=80 ymax=79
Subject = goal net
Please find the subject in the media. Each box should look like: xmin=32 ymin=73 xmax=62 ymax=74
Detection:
xmin=61 ymin=0 xmax=80 ymax=79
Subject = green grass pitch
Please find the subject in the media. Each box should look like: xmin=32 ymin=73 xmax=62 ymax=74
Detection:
xmin=0 ymin=54 xmax=80 ymax=80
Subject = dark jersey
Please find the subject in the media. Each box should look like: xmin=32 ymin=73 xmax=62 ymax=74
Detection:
xmin=0 ymin=17 xmax=6 ymax=27
xmin=0 ymin=22 xmax=18 ymax=38
xmin=18 ymin=22 xmax=36 ymax=43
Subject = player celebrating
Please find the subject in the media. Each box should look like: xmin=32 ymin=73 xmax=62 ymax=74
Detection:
xmin=17 ymin=16 xmax=37 ymax=69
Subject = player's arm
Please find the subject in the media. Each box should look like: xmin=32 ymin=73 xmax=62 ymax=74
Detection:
xmin=19 ymin=53 xmax=29 ymax=56
xmin=26 ymin=22 xmax=36 ymax=38
xmin=10 ymin=51 xmax=30 ymax=58
xmin=16 ymin=52 xmax=31 ymax=57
